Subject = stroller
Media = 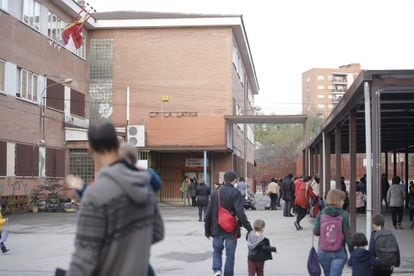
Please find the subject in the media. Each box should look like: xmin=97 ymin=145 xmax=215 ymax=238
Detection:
xmin=244 ymin=191 xmax=256 ymax=210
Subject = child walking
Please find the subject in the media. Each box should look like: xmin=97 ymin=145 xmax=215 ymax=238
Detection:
xmin=369 ymin=214 xmax=400 ymax=276
xmin=0 ymin=206 xmax=10 ymax=254
xmin=348 ymin=232 xmax=381 ymax=276
xmin=247 ymin=219 xmax=276 ymax=276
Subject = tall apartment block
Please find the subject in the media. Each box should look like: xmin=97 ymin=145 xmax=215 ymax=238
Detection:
xmin=302 ymin=63 xmax=361 ymax=117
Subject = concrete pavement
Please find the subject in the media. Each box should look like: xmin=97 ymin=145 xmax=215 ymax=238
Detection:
xmin=0 ymin=193 xmax=413 ymax=275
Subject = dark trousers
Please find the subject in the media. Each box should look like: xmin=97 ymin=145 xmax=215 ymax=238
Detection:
xmin=191 ymin=196 xmax=197 ymax=207
xmin=410 ymin=209 xmax=414 ymax=222
xmin=373 ymin=267 xmax=393 ymax=276
xmin=391 ymin=206 xmax=403 ymax=226
xmin=296 ymin=205 xmax=307 ymax=225
xmin=198 ymin=205 xmax=207 ymax=220
xmin=269 ymin=194 xmax=277 ymax=210
xmin=283 ymin=200 xmax=293 ymax=216
xmin=248 ymin=259 xmax=264 ymax=276
xmin=277 ymin=194 xmax=281 ymax=207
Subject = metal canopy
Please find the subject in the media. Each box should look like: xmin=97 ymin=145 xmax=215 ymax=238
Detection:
xmin=224 ymin=114 xmax=307 ymax=124
xmin=308 ymin=70 xmax=414 ymax=154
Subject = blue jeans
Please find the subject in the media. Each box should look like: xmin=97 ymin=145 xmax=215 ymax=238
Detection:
xmin=212 ymin=234 xmax=237 ymax=276
xmin=283 ymin=199 xmax=293 ymax=216
xmin=318 ymin=247 xmax=347 ymax=276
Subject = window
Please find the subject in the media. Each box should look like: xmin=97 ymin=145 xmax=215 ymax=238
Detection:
xmin=69 ymin=149 xmax=94 ymax=181
xmin=317 ymin=104 xmax=325 ymax=109
xmin=23 ymin=0 xmax=40 ymax=30
xmin=46 ymin=148 xmax=65 ymax=177
xmin=317 ymin=75 xmax=324 ymax=80
xmin=18 ymin=68 xmax=38 ymax=102
xmin=328 ymin=85 xmax=333 ymax=90
xmin=48 ymin=12 xmax=68 ymax=44
xmin=0 ymin=60 xmax=4 ymax=92
xmin=328 ymin=104 xmax=333 ymax=109
xmin=16 ymin=144 xmax=39 ymax=176
xmin=0 ymin=141 xmax=6 ymax=176
xmin=46 ymin=79 xmax=64 ymax=111
xmin=70 ymin=89 xmax=85 ymax=117
xmin=317 ymin=85 xmax=324 ymax=90
xmin=317 ymin=94 xmax=325 ymax=99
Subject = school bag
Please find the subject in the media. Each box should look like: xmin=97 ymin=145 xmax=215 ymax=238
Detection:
xmin=319 ymin=213 xmax=344 ymax=252
xmin=374 ymin=231 xmax=399 ymax=267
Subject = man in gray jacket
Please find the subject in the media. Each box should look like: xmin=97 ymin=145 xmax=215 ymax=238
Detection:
xmin=67 ymin=122 xmax=164 ymax=276
xmin=387 ymin=176 xmax=406 ymax=229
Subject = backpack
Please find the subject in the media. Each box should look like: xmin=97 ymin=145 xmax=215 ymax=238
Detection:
xmin=375 ymin=231 xmax=399 ymax=267
xmin=217 ymin=190 xmax=237 ymax=233
xmin=319 ymin=213 xmax=344 ymax=252
xmin=307 ymin=235 xmax=321 ymax=276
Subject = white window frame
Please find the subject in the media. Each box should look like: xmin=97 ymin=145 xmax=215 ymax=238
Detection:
xmin=0 ymin=60 xmax=5 ymax=93
xmin=317 ymin=75 xmax=324 ymax=80
xmin=18 ymin=68 xmax=38 ymax=102
xmin=317 ymin=104 xmax=325 ymax=109
xmin=317 ymin=85 xmax=324 ymax=90
xmin=0 ymin=0 xmax=8 ymax=11
xmin=23 ymin=0 xmax=40 ymax=30
xmin=317 ymin=94 xmax=325 ymax=99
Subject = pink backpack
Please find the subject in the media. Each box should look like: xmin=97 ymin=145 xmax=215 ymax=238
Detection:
xmin=319 ymin=214 xmax=344 ymax=252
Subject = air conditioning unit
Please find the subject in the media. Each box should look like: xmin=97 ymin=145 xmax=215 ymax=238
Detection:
xmin=127 ymin=125 xmax=145 ymax=147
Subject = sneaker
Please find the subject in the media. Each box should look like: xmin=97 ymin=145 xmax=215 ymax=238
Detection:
xmin=288 ymin=214 xmax=294 ymax=217
xmin=299 ymin=226 xmax=304 ymax=230
xmin=394 ymin=225 xmax=398 ymax=230
xmin=2 ymin=249 xmax=10 ymax=255
xmin=214 ymin=271 xmax=221 ymax=276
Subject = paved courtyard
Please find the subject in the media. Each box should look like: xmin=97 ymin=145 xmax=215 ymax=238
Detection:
xmin=0 ymin=194 xmax=413 ymax=275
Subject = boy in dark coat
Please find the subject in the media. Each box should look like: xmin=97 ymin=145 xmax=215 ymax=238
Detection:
xmin=246 ymin=219 xmax=276 ymax=276
xmin=348 ymin=232 xmax=381 ymax=276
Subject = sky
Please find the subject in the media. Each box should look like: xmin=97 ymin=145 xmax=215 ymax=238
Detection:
xmin=87 ymin=0 xmax=414 ymax=115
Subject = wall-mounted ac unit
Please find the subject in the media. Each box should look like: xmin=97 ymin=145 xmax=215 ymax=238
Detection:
xmin=127 ymin=125 xmax=145 ymax=147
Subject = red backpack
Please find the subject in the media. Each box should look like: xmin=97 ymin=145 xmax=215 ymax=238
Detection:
xmin=319 ymin=214 xmax=344 ymax=252
xmin=218 ymin=190 xmax=237 ymax=233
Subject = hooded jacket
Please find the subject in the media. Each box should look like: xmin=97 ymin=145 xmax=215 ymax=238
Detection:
xmin=348 ymin=248 xmax=381 ymax=276
xmin=67 ymin=160 xmax=164 ymax=276
xmin=204 ymin=183 xmax=252 ymax=237
xmin=247 ymin=232 xmax=276 ymax=262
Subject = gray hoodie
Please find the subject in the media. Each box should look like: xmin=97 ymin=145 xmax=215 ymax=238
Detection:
xmin=67 ymin=161 xmax=164 ymax=276
xmin=387 ymin=184 xmax=405 ymax=207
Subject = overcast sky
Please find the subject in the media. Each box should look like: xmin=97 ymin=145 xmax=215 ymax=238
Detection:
xmin=88 ymin=0 xmax=414 ymax=114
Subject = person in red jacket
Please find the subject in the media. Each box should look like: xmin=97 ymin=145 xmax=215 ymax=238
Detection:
xmin=294 ymin=176 xmax=316 ymax=230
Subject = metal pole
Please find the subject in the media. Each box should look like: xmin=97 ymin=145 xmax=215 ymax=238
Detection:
xmin=203 ymin=150 xmax=207 ymax=184
xmin=322 ymin=132 xmax=326 ymax=197
xmin=126 ymin=86 xmax=130 ymax=126
xmin=210 ymin=153 xmax=214 ymax=194
xmin=349 ymin=111 xmax=357 ymax=233
xmin=405 ymin=149 xmax=409 ymax=209
xmin=325 ymin=133 xmax=331 ymax=196
xmin=364 ymin=81 xmax=373 ymax=236
xmin=319 ymin=141 xmax=324 ymax=198
xmin=335 ymin=125 xmax=341 ymax=189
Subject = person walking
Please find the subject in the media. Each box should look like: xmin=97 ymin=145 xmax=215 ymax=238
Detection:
xmin=281 ymin=173 xmax=295 ymax=217
xmin=381 ymin=174 xmax=390 ymax=210
xmin=205 ymin=171 xmax=253 ymax=276
xmin=196 ymin=182 xmax=210 ymax=222
xmin=189 ymin=178 xmax=198 ymax=208
xmin=0 ymin=207 xmax=10 ymax=255
xmin=369 ymin=214 xmax=401 ymax=276
xmin=408 ymin=183 xmax=414 ymax=229
xmin=181 ymin=176 xmax=191 ymax=207
xmin=237 ymin=177 xmax=248 ymax=202
xmin=313 ymin=189 xmax=354 ymax=276
xmin=294 ymin=176 xmax=316 ymax=230
xmin=266 ymin=178 xmax=279 ymax=210
xmin=348 ymin=233 xmax=381 ymax=276
xmin=66 ymin=122 xmax=164 ymax=276
xmin=387 ymin=176 xmax=406 ymax=229
xmin=246 ymin=219 xmax=277 ymax=276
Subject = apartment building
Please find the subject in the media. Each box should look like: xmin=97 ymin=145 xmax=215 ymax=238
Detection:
xmin=89 ymin=12 xmax=259 ymax=203
xmin=302 ymin=63 xmax=360 ymax=117
xmin=0 ymin=0 xmax=93 ymax=203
